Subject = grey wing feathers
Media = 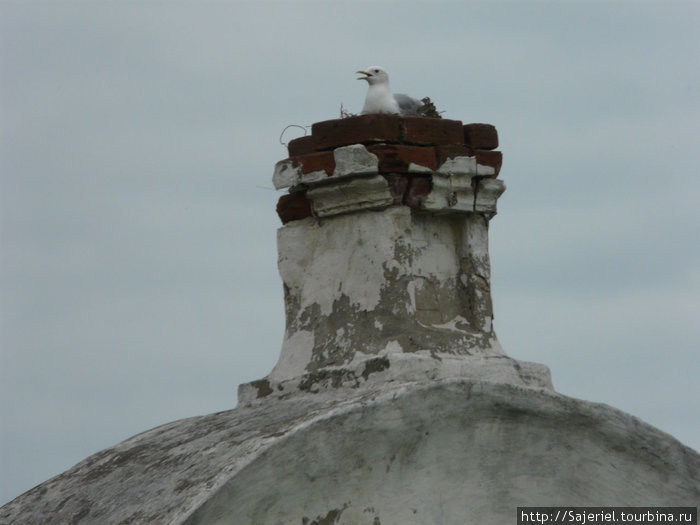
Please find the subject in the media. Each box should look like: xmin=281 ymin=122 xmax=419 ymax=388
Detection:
xmin=393 ymin=94 xmax=442 ymax=118
xmin=393 ymin=93 xmax=424 ymax=115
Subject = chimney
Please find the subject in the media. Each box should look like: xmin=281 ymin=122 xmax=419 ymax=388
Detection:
xmin=239 ymin=115 xmax=551 ymax=404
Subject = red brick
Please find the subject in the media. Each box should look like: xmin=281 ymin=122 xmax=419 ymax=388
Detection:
xmin=381 ymin=174 xmax=409 ymax=205
xmin=402 ymin=117 xmax=464 ymax=146
xmin=463 ymin=123 xmax=498 ymax=150
xmin=368 ymin=144 xmax=437 ymax=173
xmin=405 ymin=177 xmax=432 ymax=208
xmin=287 ymin=135 xmax=318 ymax=157
xmin=276 ymin=192 xmax=312 ymax=224
xmin=435 ymin=145 xmax=474 ymax=166
xmin=290 ymin=151 xmax=335 ymax=175
xmin=473 ymin=149 xmax=502 ymax=176
xmin=311 ymin=115 xmax=403 ymax=150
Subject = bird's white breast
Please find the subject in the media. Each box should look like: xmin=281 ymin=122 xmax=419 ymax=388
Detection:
xmin=362 ymin=84 xmax=400 ymax=115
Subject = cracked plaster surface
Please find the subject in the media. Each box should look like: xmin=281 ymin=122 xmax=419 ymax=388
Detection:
xmin=269 ymin=207 xmax=502 ymax=384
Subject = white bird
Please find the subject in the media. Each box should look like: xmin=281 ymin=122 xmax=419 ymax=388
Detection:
xmin=356 ymin=66 xmax=427 ymax=116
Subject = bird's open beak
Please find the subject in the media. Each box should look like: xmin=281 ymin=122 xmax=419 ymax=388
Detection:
xmin=356 ymin=70 xmax=370 ymax=81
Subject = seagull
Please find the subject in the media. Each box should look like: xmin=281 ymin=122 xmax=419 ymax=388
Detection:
xmin=356 ymin=66 xmax=437 ymax=117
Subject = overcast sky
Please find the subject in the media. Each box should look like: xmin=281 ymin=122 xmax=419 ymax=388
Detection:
xmin=1 ymin=0 xmax=699 ymax=505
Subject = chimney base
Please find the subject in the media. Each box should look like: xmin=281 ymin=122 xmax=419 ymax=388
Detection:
xmin=238 ymin=352 xmax=553 ymax=406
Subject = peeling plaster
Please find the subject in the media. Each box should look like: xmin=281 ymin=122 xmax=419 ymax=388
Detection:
xmin=407 ymin=162 xmax=433 ymax=173
xmin=268 ymin=330 xmax=314 ymax=383
xmin=382 ymin=340 xmax=403 ymax=354
xmin=332 ymin=144 xmax=379 ymax=177
xmin=437 ymin=156 xmax=477 ymax=174
xmin=271 ymin=207 xmax=504 ymax=383
xmin=300 ymin=169 xmax=328 ymax=185
xmin=273 ymin=159 xmax=302 ymax=190
xmin=476 ymin=163 xmax=496 ymax=176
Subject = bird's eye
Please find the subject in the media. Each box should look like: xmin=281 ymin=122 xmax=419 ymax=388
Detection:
xmin=373 ymin=69 xmax=379 ymax=73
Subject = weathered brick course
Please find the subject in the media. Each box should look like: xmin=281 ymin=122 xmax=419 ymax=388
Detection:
xmin=473 ymin=150 xmax=502 ymax=176
xmin=278 ymin=117 xmax=502 ymax=222
xmin=463 ymin=123 xmax=498 ymax=150
xmin=435 ymin=145 xmax=474 ymax=166
xmin=368 ymin=144 xmax=437 ymax=173
xmin=311 ymin=115 xmax=403 ymax=150
xmin=290 ymin=151 xmax=335 ymax=175
xmin=381 ymin=174 xmax=409 ymax=205
xmin=402 ymin=117 xmax=464 ymax=146
xmin=405 ymin=177 xmax=432 ymax=208
xmin=287 ymin=135 xmax=318 ymax=157
xmin=276 ymin=192 xmax=312 ymax=224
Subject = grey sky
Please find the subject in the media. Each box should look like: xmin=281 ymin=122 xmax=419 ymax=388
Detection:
xmin=1 ymin=0 xmax=698 ymax=505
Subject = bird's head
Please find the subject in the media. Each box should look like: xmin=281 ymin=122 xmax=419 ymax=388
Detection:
xmin=356 ymin=66 xmax=390 ymax=85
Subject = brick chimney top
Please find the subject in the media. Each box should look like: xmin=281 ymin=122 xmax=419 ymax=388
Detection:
xmin=275 ymin=115 xmax=502 ymax=224
xmin=238 ymin=115 xmax=552 ymax=405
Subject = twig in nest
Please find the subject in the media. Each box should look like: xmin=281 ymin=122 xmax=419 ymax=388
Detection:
xmin=340 ymin=103 xmax=358 ymax=119
xmin=417 ymin=97 xmax=443 ymax=119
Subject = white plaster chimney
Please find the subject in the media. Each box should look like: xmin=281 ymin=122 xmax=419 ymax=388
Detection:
xmin=238 ymin=115 xmax=552 ymax=404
